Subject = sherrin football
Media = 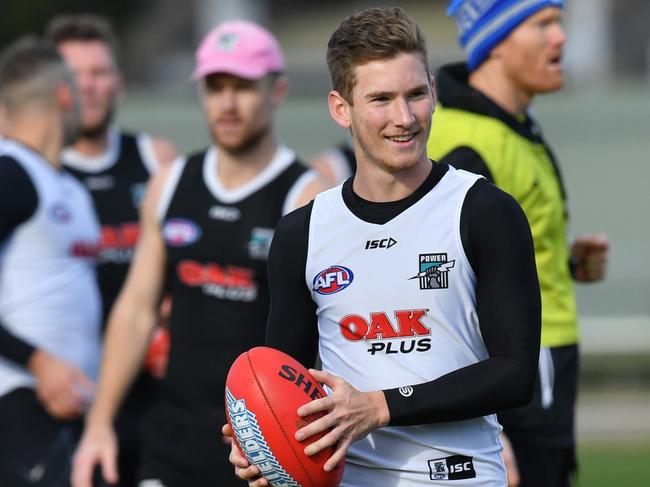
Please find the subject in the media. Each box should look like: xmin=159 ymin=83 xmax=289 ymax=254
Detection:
xmin=225 ymin=346 xmax=344 ymax=487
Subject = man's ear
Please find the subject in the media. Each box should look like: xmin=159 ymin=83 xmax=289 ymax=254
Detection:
xmin=56 ymin=82 xmax=74 ymax=112
xmin=328 ymin=90 xmax=351 ymax=129
xmin=430 ymin=74 xmax=437 ymax=114
xmin=113 ymin=71 xmax=125 ymax=105
xmin=271 ymin=75 xmax=289 ymax=108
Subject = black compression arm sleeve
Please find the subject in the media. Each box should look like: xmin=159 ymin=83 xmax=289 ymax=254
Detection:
xmin=384 ymin=180 xmax=541 ymax=425
xmin=0 ymin=156 xmax=38 ymax=243
xmin=0 ymin=322 xmax=36 ymax=366
xmin=265 ymin=202 xmax=319 ymax=368
xmin=0 ymin=156 xmax=39 ymax=365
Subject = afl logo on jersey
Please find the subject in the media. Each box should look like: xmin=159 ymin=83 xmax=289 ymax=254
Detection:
xmin=49 ymin=202 xmax=71 ymax=223
xmin=313 ymin=266 xmax=354 ymax=295
xmin=162 ymin=218 xmax=202 ymax=247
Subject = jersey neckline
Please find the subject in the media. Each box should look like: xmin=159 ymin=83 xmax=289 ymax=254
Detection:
xmin=341 ymin=162 xmax=449 ymax=225
xmin=202 ymin=145 xmax=296 ymax=204
xmin=1 ymin=138 xmax=66 ymax=176
xmin=61 ymin=127 xmax=121 ymax=173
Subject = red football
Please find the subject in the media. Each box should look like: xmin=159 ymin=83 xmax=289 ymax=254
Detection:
xmin=225 ymin=346 xmax=344 ymax=487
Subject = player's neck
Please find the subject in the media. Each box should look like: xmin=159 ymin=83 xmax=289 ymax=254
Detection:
xmin=216 ymin=132 xmax=278 ymax=190
xmin=69 ymin=130 xmax=110 ymax=157
xmin=469 ymin=64 xmax=533 ymax=117
xmin=353 ymin=156 xmax=432 ymax=202
xmin=4 ymin=112 xmax=63 ymax=169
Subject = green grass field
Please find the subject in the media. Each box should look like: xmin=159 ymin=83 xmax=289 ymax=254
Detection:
xmin=576 ymin=442 xmax=650 ymax=486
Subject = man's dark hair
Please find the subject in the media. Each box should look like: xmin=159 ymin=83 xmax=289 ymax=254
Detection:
xmin=45 ymin=14 xmax=119 ymax=62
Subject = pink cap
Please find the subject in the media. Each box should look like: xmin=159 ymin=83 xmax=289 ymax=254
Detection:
xmin=192 ymin=20 xmax=285 ymax=81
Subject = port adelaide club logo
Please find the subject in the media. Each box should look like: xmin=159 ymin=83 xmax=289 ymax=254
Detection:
xmin=409 ymin=253 xmax=455 ymax=289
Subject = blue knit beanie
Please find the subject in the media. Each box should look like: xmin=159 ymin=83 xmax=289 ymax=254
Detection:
xmin=448 ymin=0 xmax=564 ymax=70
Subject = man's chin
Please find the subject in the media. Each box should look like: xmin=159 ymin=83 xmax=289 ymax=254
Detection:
xmin=80 ymin=123 xmax=110 ymax=139
xmin=213 ymin=131 xmax=266 ymax=156
xmin=79 ymin=109 xmax=114 ymax=139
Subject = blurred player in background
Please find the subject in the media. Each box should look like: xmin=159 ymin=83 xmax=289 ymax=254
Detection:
xmin=46 ymin=14 xmax=178 ymax=486
xmin=0 ymin=39 xmax=101 ymax=487
xmin=46 ymin=14 xmax=178 ymax=325
xmin=227 ymin=7 xmax=541 ymax=486
xmin=71 ymin=19 xmax=324 ymax=487
xmin=428 ymin=1 xmax=609 ymax=485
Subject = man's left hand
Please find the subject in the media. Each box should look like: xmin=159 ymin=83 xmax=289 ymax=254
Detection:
xmin=294 ymin=369 xmax=389 ymax=472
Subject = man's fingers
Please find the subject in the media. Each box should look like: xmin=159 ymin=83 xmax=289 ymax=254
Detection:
xmin=100 ymin=444 xmax=119 ymax=484
xmin=297 ymin=395 xmax=332 ymax=418
xmin=304 ymin=427 xmax=342 ymax=457
xmin=295 ymin=409 xmax=337 ymax=442
xmin=228 ymin=424 xmax=269 ymax=485
xmin=230 ymin=451 xmax=251 ymax=468
xmin=71 ymin=450 xmax=95 ymax=487
xmin=229 ymin=439 xmax=250 ymax=468
xmin=47 ymin=396 xmax=81 ymax=420
xmin=323 ymin=437 xmax=350 ymax=472
xmin=308 ymin=368 xmax=337 ymax=387
xmin=72 ymin=371 xmax=95 ymax=401
xmin=73 ymin=369 xmax=94 ymax=390
xmin=573 ymin=234 xmax=609 ymax=254
xmin=588 ymin=233 xmax=609 ymax=250
xmin=245 ymin=476 xmax=269 ymax=487
xmin=234 ymin=463 xmax=261 ymax=480
xmin=58 ymin=389 xmax=87 ymax=417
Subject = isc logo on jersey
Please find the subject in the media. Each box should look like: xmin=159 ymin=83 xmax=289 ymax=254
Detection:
xmin=313 ymin=266 xmax=354 ymax=295
xmin=339 ymin=309 xmax=432 ymax=355
xmin=162 ymin=218 xmax=202 ymax=247
xmin=428 ymin=455 xmax=476 ymax=481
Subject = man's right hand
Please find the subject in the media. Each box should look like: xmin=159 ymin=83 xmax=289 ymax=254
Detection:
xmin=28 ymin=349 xmax=93 ymax=420
xmin=71 ymin=422 xmax=119 ymax=487
xmin=222 ymin=423 xmax=269 ymax=487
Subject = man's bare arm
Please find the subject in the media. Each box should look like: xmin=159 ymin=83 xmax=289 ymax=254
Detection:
xmin=72 ymin=161 xmax=174 ymax=487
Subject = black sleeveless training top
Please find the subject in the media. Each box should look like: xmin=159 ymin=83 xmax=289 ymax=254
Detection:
xmin=160 ymin=146 xmax=309 ymax=414
xmin=63 ymin=131 xmax=155 ymax=322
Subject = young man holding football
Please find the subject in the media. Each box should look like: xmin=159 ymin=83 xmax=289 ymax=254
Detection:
xmin=227 ymin=7 xmax=541 ymax=486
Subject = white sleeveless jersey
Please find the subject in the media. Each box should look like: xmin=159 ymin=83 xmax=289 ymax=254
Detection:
xmin=0 ymin=140 xmax=102 ymax=397
xmin=307 ymin=166 xmax=506 ymax=486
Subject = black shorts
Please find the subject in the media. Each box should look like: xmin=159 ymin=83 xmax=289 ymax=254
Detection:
xmin=506 ymin=441 xmax=577 ymax=487
xmin=137 ymin=400 xmax=242 ymax=487
xmin=0 ymin=388 xmax=82 ymax=487
xmin=498 ymin=344 xmax=579 ymax=485
xmin=113 ymin=371 xmax=159 ymax=487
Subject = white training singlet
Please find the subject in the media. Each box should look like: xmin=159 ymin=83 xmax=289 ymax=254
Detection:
xmin=0 ymin=140 xmax=102 ymax=397
xmin=306 ymin=166 xmax=506 ymax=486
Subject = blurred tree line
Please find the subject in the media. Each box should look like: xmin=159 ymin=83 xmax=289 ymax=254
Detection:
xmin=0 ymin=0 xmax=150 ymax=48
